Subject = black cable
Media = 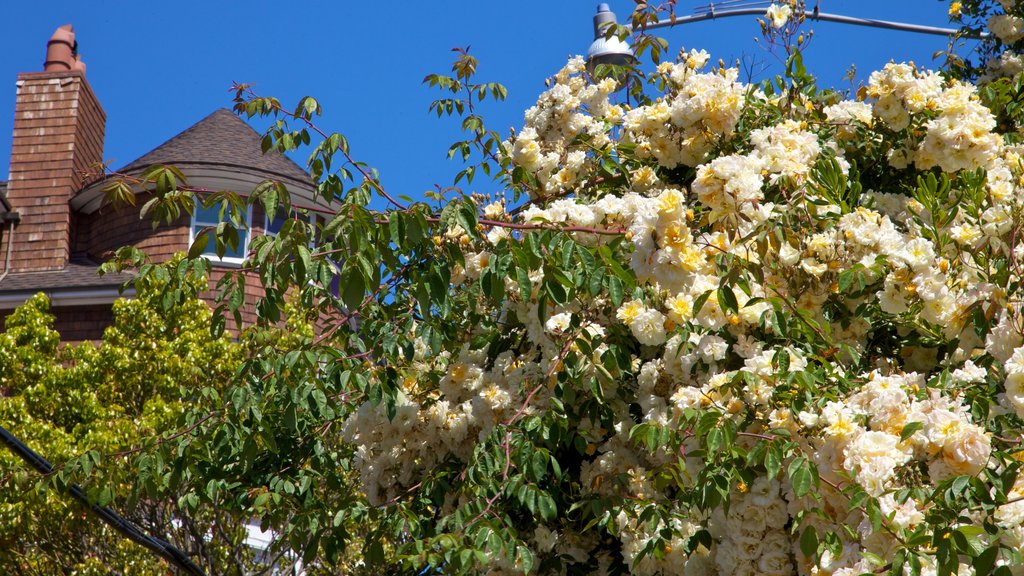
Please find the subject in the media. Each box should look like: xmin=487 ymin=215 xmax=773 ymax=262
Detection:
xmin=0 ymin=424 xmax=206 ymax=576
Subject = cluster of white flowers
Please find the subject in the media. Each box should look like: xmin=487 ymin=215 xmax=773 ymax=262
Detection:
xmin=860 ymin=62 xmax=1004 ymax=173
xmin=510 ymin=57 xmax=619 ymax=196
xmin=867 ymin=62 xmax=944 ymax=131
xmin=622 ymin=65 xmax=749 ymax=168
xmin=341 ymin=346 xmax=549 ymax=505
xmin=616 ymin=510 xmax=709 ymax=576
xmin=752 ymin=119 xmax=822 ymax=182
xmin=982 ymin=49 xmax=1024 ymax=81
xmin=343 ymin=12 xmax=1024 ymax=568
xmin=787 ymin=371 xmax=993 ymax=573
xmin=1003 ymin=346 xmax=1024 ymax=419
xmin=824 ymin=100 xmax=873 ymax=142
xmin=692 ymin=154 xmax=767 ymax=223
xmin=711 ymin=478 xmax=793 ymax=576
xmin=995 ymin=475 xmax=1024 ymax=561
xmin=528 ymin=47 xmax=1016 ymax=569
xmin=615 ymin=300 xmax=666 ymax=347
xmin=989 ymin=13 xmax=1024 ymax=44
xmin=915 ymin=81 xmax=1001 ymax=172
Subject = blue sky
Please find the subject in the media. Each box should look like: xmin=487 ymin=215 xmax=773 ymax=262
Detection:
xmin=0 ymin=1 xmax=972 ymax=205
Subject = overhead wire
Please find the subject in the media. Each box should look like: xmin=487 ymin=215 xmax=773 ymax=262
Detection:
xmin=692 ymin=0 xmax=773 ymax=15
xmin=0 ymin=424 xmax=206 ymax=576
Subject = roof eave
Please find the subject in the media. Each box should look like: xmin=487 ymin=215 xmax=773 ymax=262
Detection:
xmin=0 ymin=286 xmax=137 ymax=310
xmin=72 ymin=164 xmax=321 ymax=215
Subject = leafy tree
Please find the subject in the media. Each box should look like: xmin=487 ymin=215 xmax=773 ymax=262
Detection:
xmin=0 ymin=258 xmax=253 ymax=574
xmin=13 ymin=2 xmax=1024 ymax=575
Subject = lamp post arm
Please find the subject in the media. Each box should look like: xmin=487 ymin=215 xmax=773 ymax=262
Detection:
xmin=610 ymin=8 xmax=987 ymax=39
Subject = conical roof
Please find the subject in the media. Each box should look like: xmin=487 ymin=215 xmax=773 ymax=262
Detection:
xmin=118 ymin=108 xmax=311 ymax=186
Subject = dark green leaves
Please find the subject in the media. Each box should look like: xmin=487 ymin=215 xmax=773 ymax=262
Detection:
xmin=717 ymin=285 xmax=738 ymax=315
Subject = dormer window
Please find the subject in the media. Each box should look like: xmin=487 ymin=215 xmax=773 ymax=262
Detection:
xmin=190 ymin=203 xmax=251 ymax=266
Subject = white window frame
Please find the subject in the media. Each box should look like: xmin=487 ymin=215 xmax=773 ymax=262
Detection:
xmin=189 ymin=203 xmax=253 ymax=267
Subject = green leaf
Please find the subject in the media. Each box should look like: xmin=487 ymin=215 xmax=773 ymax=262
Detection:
xmin=975 ymin=544 xmax=1000 ymax=576
xmin=608 ymin=277 xmax=624 ymax=306
xmin=788 ymin=457 xmax=813 ymax=497
xmin=388 ymin=212 xmax=405 ymax=248
xmin=531 ymin=451 xmax=548 ymax=482
xmin=296 ymin=244 xmax=312 ymax=278
xmin=189 ymin=228 xmax=211 ymax=259
xmin=900 ymin=421 xmax=923 ymax=443
xmin=866 ymin=496 xmax=883 ymax=533
xmin=799 ymin=526 xmax=818 ymax=559
xmin=707 ymin=428 xmax=723 ymax=453
xmin=537 ymin=491 xmax=557 ymax=521
xmin=954 ymin=525 xmax=987 ymax=557
xmin=775 ymin=348 xmax=791 ymax=374
xmin=717 ymin=285 xmax=738 ymax=314
xmin=366 ymin=539 xmax=385 ymax=565
xmin=516 ymin=267 xmax=532 ymax=301
xmin=764 ymin=442 xmax=782 ymax=480
xmin=311 ymin=388 xmax=328 ymax=413
xmin=837 ymin=268 xmax=856 ymax=293
xmin=456 ymin=199 xmax=479 ymax=238
xmin=342 ymin=268 xmax=366 ymax=311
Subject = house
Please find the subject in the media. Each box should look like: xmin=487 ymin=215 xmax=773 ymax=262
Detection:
xmin=0 ymin=25 xmax=318 ymax=341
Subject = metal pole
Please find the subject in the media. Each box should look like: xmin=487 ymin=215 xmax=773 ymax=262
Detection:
xmin=0 ymin=424 xmax=207 ymax=576
xmin=608 ymin=7 xmax=987 ymax=39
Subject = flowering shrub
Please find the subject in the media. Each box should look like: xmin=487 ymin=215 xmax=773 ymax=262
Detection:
xmin=60 ymin=1 xmax=1024 ymax=574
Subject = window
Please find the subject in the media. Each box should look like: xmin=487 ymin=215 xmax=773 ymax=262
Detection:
xmin=190 ymin=203 xmax=251 ymax=265
xmin=264 ymin=209 xmax=317 ymax=238
xmin=265 ymin=210 xmax=342 ymax=295
xmin=265 ymin=212 xmax=289 ymax=237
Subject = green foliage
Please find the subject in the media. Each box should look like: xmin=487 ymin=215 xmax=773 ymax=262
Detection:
xmin=0 ymin=258 xmax=245 ymax=574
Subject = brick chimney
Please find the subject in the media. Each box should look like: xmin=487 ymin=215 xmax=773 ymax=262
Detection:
xmin=6 ymin=24 xmax=105 ymax=272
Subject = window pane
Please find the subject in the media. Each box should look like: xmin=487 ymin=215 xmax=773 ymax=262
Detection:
xmin=192 ymin=202 xmax=249 ymax=261
xmin=194 ymin=203 xmax=222 ymax=225
xmin=202 ymin=228 xmax=217 ymax=254
xmin=267 ymin=213 xmax=288 ymax=236
xmin=193 ymin=226 xmax=248 ymax=260
xmin=222 ymin=234 xmax=245 ymax=259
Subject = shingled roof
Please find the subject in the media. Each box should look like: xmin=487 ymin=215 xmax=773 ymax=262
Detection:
xmin=118 ymin=108 xmax=312 ymax=186
xmin=0 ymin=256 xmax=134 ymax=294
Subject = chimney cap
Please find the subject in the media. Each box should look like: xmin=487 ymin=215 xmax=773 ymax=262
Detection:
xmin=44 ymin=24 xmax=81 ymax=74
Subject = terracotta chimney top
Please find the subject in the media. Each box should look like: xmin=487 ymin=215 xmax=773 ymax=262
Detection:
xmin=44 ymin=24 xmax=81 ymax=73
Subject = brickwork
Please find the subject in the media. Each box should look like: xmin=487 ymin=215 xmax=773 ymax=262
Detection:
xmin=51 ymin=304 xmax=113 ymax=342
xmin=6 ymin=70 xmax=105 ymax=273
xmin=75 ymin=195 xmax=189 ymax=262
xmin=0 ymin=303 xmax=112 ymax=343
xmin=204 ymin=268 xmax=264 ymax=332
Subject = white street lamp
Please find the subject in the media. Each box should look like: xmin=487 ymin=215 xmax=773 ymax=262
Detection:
xmin=587 ymin=3 xmax=633 ymax=67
